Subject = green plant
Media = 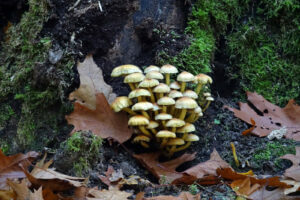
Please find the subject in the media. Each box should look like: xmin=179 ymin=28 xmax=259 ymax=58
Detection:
xmin=189 ymin=184 xmax=200 ymax=195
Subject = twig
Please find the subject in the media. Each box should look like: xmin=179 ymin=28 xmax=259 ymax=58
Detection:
xmin=98 ymin=1 xmax=103 ymax=12
xmin=68 ymin=0 xmax=81 ymax=11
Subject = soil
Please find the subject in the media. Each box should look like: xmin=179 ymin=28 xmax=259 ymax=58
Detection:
xmin=1 ymin=0 xmax=298 ymax=199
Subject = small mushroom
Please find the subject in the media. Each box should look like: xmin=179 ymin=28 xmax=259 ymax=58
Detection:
xmin=144 ymin=65 xmax=160 ymax=74
xmin=186 ymin=106 xmax=202 ymax=123
xmin=170 ymin=81 xmax=181 ymax=90
xmin=166 ymin=118 xmax=185 ymax=133
xmin=160 ymin=64 xmax=178 ymax=85
xmin=152 ymin=103 xmax=161 ymax=116
xmin=133 ymin=135 xmax=151 ymax=148
xmin=177 ymin=123 xmax=195 ymax=139
xmin=147 ymin=121 xmax=159 ymax=135
xmin=146 ymin=71 xmax=164 ymax=80
xmin=128 ymin=115 xmax=152 ymax=137
xmin=157 ymin=97 xmax=175 ymax=113
xmin=153 ymin=83 xmax=170 ymax=99
xmin=172 ymin=134 xmax=199 ymax=153
xmin=166 ymin=138 xmax=185 ymax=156
xmin=155 ymin=113 xmax=172 ymax=127
xmin=156 ymin=130 xmax=176 ymax=148
xmin=168 ymin=90 xmax=183 ymax=115
xmin=111 ymin=64 xmax=142 ymax=77
xmin=175 ymin=97 xmax=198 ymax=120
xmin=183 ymin=90 xmax=198 ymax=99
xmin=177 ymin=71 xmax=195 ymax=93
xmin=111 ymin=96 xmax=136 ymax=115
xmin=124 ymin=72 xmax=145 ymax=90
xmin=194 ymin=74 xmax=212 ymax=95
xmin=132 ymin=101 xmax=153 ymax=119
xmin=138 ymin=78 xmax=159 ymax=103
xmin=202 ymin=96 xmax=214 ymax=112
xmin=128 ymin=88 xmax=151 ymax=102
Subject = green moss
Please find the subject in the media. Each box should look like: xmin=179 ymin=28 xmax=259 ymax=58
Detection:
xmin=157 ymin=0 xmax=249 ymax=74
xmin=252 ymin=141 xmax=296 ymax=169
xmin=0 ymin=104 xmax=14 ymax=129
xmin=61 ymin=132 xmax=102 ymax=176
xmin=0 ymin=0 xmax=75 ymax=152
xmin=226 ymin=0 xmax=300 ymax=106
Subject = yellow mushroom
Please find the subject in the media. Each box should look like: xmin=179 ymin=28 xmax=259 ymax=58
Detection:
xmin=110 ymin=96 xmax=136 ymax=115
xmin=132 ymin=102 xmax=153 ymax=119
xmin=128 ymin=88 xmax=151 ymax=102
xmin=175 ymin=97 xmax=198 ymax=120
xmin=124 ymin=72 xmax=145 ymax=90
xmin=157 ymin=97 xmax=175 ymax=113
xmin=160 ymin=64 xmax=178 ymax=85
xmin=133 ymin=135 xmax=151 ymax=148
xmin=128 ymin=115 xmax=152 ymax=137
xmin=177 ymin=71 xmax=195 ymax=93
xmin=156 ymin=130 xmax=176 ymax=148
xmin=194 ymin=73 xmax=212 ymax=95
xmin=172 ymin=134 xmax=199 ymax=153
xmin=138 ymin=78 xmax=159 ymax=103
xmin=166 ymin=118 xmax=185 ymax=133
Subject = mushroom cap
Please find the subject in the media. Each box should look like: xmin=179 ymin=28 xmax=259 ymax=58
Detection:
xmin=152 ymin=103 xmax=161 ymax=111
xmin=155 ymin=113 xmax=172 ymax=121
xmin=160 ymin=64 xmax=178 ymax=74
xmin=111 ymin=64 xmax=142 ymax=77
xmin=128 ymin=89 xmax=151 ymax=99
xmin=206 ymin=96 xmax=214 ymax=101
xmin=166 ymin=118 xmax=185 ymax=128
xmin=194 ymin=73 xmax=212 ymax=84
xmin=175 ymin=97 xmax=198 ymax=109
xmin=124 ymin=72 xmax=145 ymax=83
xmin=157 ymin=97 xmax=175 ymax=106
xmin=168 ymin=90 xmax=183 ymax=99
xmin=156 ymin=130 xmax=176 ymax=138
xmin=170 ymin=81 xmax=181 ymax=90
xmin=194 ymin=106 xmax=202 ymax=114
xmin=177 ymin=71 xmax=195 ymax=82
xmin=144 ymin=65 xmax=160 ymax=74
xmin=166 ymin=138 xmax=185 ymax=146
xmin=147 ymin=121 xmax=159 ymax=129
xmin=197 ymin=112 xmax=203 ymax=117
xmin=133 ymin=135 xmax=151 ymax=143
xmin=153 ymin=83 xmax=170 ymax=94
xmin=177 ymin=123 xmax=195 ymax=133
xmin=183 ymin=90 xmax=198 ymax=99
xmin=138 ymin=78 xmax=159 ymax=88
xmin=111 ymin=96 xmax=132 ymax=112
xmin=203 ymin=92 xmax=211 ymax=97
xmin=185 ymin=134 xmax=199 ymax=142
xmin=146 ymin=71 xmax=164 ymax=80
xmin=132 ymin=102 xmax=153 ymax=111
xmin=128 ymin=115 xmax=149 ymax=126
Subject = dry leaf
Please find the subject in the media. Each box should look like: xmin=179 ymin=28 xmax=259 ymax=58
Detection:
xmin=87 ymin=186 xmax=132 ymax=200
xmin=69 ymin=54 xmax=116 ymax=110
xmin=0 ymin=189 xmax=16 ymax=200
xmin=248 ymin=186 xmax=294 ymax=200
xmin=0 ymin=150 xmax=38 ymax=189
xmin=7 ymin=179 xmax=32 ymax=200
xmin=66 ymin=93 xmax=132 ymax=143
xmin=140 ymin=191 xmax=201 ymax=200
xmin=24 ymin=159 xmax=85 ymax=192
xmin=133 ymin=152 xmax=196 ymax=184
xmin=230 ymin=177 xmax=260 ymax=197
xmin=281 ymin=180 xmax=300 ymax=195
xmin=29 ymin=187 xmax=44 ymax=200
xmin=224 ymin=92 xmax=300 ymax=141
xmin=280 ymin=147 xmax=300 ymax=181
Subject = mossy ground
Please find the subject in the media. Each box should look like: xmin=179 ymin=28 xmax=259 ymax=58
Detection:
xmin=0 ymin=0 xmax=75 ymax=153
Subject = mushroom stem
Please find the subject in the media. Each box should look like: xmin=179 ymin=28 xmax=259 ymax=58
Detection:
xmin=170 ymin=106 xmax=175 ymax=115
xmin=123 ymin=108 xmax=136 ymax=115
xmin=179 ymin=109 xmax=187 ymax=120
xmin=182 ymin=133 xmax=187 ymax=140
xmin=159 ymin=93 xmax=163 ymax=99
xmin=148 ymin=88 xmax=156 ymax=103
xmin=128 ymin=83 xmax=135 ymax=90
xmin=137 ymin=96 xmax=142 ymax=102
xmin=165 ymin=74 xmax=171 ymax=85
xmin=195 ymin=83 xmax=203 ymax=95
xmin=180 ymin=82 xmax=186 ymax=93
xmin=160 ymin=138 xmax=168 ymax=148
xmin=202 ymin=101 xmax=212 ymax=112
xmin=162 ymin=106 xmax=167 ymax=113
xmin=167 ymin=146 xmax=176 ymax=157
xmin=171 ymin=127 xmax=176 ymax=133
xmin=140 ymin=141 xmax=149 ymax=148
xmin=161 ymin=120 xmax=166 ymax=128
xmin=173 ymin=142 xmax=191 ymax=153
xmin=150 ymin=128 xmax=157 ymax=135
xmin=141 ymin=111 xmax=150 ymax=119
xmin=139 ymin=126 xmax=152 ymax=137
xmin=186 ymin=113 xmax=196 ymax=123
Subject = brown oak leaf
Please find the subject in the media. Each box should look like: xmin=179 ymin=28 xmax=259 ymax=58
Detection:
xmin=248 ymin=186 xmax=297 ymax=200
xmin=87 ymin=187 xmax=132 ymax=200
xmin=66 ymin=93 xmax=132 ymax=143
xmin=69 ymin=54 xmax=116 ymax=110
xmin=136 ymin=191 xmax=201 ymax=200
xmin=280 ymin=146 xmax=300 ymax=181
xmin=224 ymin=92 xmax=300 ymax=141
xmin=0 ymin=150 xmax=38 ymax=189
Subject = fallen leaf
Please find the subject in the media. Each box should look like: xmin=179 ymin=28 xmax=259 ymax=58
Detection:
xmin=173 ymin=149 xmax=230 ymax=185
xmin=280 ymin=147 xmax=300 ymax=181
xmin=87 ymin=186 xmax=132 ymax=200
xmin=7 ymin=179 xmax=43 ymax=200
xmin=281 ymin=180 xmax=300 ymax=195
xmin=224 ymin=92 xmax=300 ymax=141
xmin=0 ymin=150 xmax=38 ymax=189
xmin=140 ymin=191 xmax=201 ymax=200
xmin=24 ymin=159 xmax=85 ymax=192
xmin=69 ymin=55 xmax=116 ymax=110
xmin=248 ymin=186 xmax=295 ymax=200
xmin=133 ymin=152 xmax=196 ymax=184
xmin=230 ymin=177 xmax=260 ymax=197
xmin=0 ymin=189 xmax=16 ymax=200
xmin=66 ymin=93 xmax=132 ymax=143
xmin=98 ymin=166 xmax=115 ymax=186
xmin=29 ymin=187 xmax=44 ymax=200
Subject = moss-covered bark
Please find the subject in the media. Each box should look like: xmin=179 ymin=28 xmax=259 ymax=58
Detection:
xmin=0 ymin=0 xmax=75 ymax=153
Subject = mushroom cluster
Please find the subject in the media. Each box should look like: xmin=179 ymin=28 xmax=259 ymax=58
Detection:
xmin=110 ymin=64 xmax=213 ymax=156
